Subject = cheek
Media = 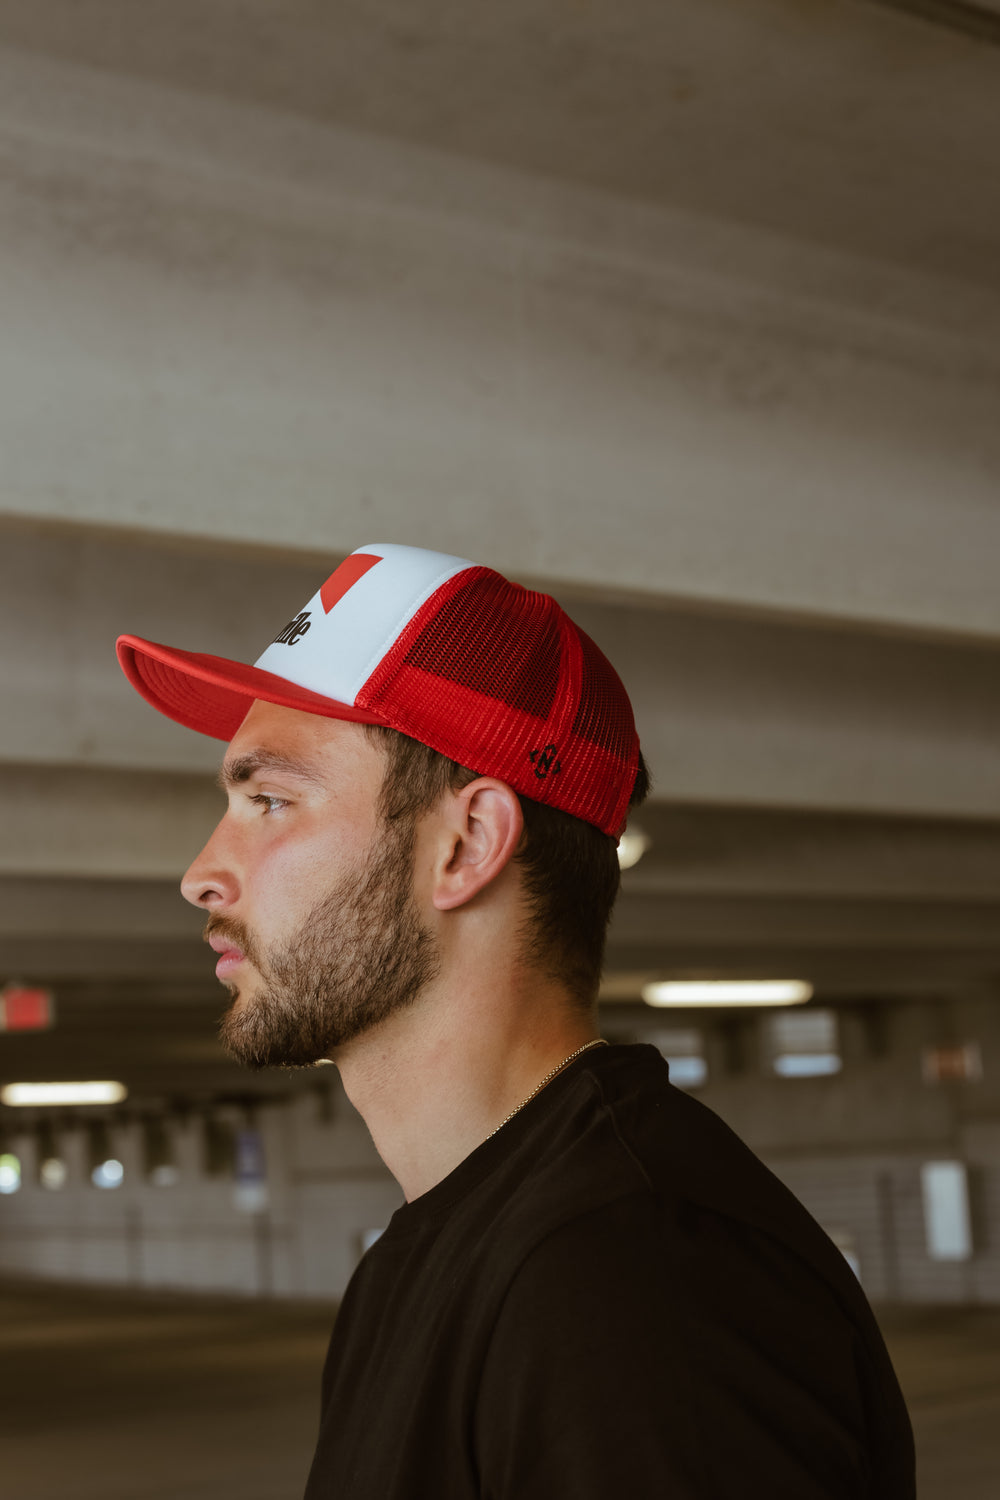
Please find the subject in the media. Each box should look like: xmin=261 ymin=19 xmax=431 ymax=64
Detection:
xmin=237 ymin=839 xmax=315 ymax=940
xmin=408 ymin=827 xmax=440 ymax=909
xmin=244 ymin=824 xmax=368 ymax=918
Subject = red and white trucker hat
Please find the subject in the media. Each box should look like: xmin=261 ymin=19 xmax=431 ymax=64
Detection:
xmin=116 ymin=543 xmax=639 ymax=837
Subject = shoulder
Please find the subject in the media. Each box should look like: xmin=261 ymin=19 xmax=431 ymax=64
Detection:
xmin=473 ymin=1048 xmax=915 ymax=1497
xmin=475 ymin=1187 xmax=910 ymax=1498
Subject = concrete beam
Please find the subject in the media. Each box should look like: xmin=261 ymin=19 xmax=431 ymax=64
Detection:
xmin=2 ymin=875 xmax=996 ymax=973
xmin=4 ymin=765 xmax=218 ymax=881
xmin=625 ymin=805 xmax=1000 ymax=903
xmin=7 ymin=760 xmax=1000 ymax=901
xmin=4 ymin=526 xmax=999 ymax=819
xmin=1 ymin=50 xmax=1000 ymax=639
xmin=610 ymin=892 xmax=1000 ymax=951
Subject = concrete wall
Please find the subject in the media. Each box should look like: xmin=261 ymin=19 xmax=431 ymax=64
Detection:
xmin=652 ymin=991 xmax=1000 ymax=1305
xmin=3 ymin=992 xmax=999 ymax=1304
xmin=0 ymin=1083 xmax=401 ymax=1299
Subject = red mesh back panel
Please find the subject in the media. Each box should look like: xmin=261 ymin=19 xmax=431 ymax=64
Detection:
xmin=359 ymin=568 xmax=639 ymax=836
xmin=402 ymin=573 xmax=562 ymax=719
xmin=571 ymin=629 xmax=636 ymax=761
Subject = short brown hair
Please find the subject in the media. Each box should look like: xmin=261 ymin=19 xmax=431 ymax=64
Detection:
xmin=365 ymin=725 xmax=649 ymax=1007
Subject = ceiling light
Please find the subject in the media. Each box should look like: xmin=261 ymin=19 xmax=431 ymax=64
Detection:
xmin=642 ymin=980 xmax=813 ymax=1008
xmin=39 ymin=1158 xmax=68 ymax=1190
xmin=92 ymin=1158 xmax=124 ymax=1190
xmin=0 ymin=1154 xmax=21 ymax=1194
xmin=0 ymin=1081 xmax=128 ymax=1107
xmin=617 ymin=827 xmax=650 ymax=870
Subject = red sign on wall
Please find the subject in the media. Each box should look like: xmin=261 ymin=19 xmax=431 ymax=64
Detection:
xmin=0 ymin=986 xmax=55 ymax=1032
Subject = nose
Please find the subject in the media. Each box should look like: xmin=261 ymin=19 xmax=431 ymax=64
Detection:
xmin=180 ymin=820 xmax=240 ymax=911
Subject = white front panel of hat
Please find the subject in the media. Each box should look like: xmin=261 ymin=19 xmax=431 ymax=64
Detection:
xmin=253 ymin=543 xmax=474 ymax=703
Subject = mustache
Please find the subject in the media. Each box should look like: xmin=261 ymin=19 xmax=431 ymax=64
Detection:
xmin=204 ymin=913 xmax=262 ymax=968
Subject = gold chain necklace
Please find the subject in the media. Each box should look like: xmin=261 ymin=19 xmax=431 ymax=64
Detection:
xmin=485 ymin=1038 xmax=608 ymax=1141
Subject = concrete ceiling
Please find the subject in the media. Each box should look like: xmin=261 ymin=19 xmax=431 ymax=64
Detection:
xmin=0 ymin=0 xmax=997 ymax=289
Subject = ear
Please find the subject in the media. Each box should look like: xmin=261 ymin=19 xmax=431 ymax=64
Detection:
xmin=432 ymin=779 xmax=524 ymax=912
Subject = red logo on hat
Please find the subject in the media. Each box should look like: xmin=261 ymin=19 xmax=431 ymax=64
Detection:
xmin=320 ymin=554 xmax=383 ymax=615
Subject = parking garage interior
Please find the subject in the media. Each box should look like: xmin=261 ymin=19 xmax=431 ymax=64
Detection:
xmin=2 ymin=1 xmax=1000 ymax=1495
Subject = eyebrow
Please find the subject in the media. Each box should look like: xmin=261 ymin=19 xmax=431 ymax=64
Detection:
xmin=217 ymin=750 xmax=326 ymax=792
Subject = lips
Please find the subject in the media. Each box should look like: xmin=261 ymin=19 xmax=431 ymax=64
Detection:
xmin=207 ymin=931 xmax=247 ymax=981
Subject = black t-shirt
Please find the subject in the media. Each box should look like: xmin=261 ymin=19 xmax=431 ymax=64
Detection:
xmin=304 ymin=1044 xmax=914 ymax=1498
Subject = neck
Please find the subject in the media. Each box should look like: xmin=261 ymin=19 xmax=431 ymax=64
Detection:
xmin=331 ymin=973 xmax=600 ymax=1201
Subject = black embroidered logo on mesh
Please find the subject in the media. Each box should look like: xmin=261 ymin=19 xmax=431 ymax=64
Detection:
xmin=529 ymin=744 xmax=561 ymax=779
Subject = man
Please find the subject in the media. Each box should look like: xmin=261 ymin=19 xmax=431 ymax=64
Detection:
xmin=117 ymin=542 xmax=914 ymax=1498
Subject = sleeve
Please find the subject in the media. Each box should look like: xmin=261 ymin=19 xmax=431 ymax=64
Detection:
xmin=473 ymin=1192 xmax=886 ymax=1500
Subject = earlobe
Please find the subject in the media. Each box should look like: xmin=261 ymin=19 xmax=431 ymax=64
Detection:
xmin=432 ymin=780 xmax=523 ymax=912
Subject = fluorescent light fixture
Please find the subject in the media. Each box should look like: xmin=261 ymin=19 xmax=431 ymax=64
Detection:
xmin=617 ymin=827 xmax=650 ymax=871
xmin=0 ymin=1080 xmax=128 ymax=1107
xmin=643 ymin=980 xmax=813 ymax=1008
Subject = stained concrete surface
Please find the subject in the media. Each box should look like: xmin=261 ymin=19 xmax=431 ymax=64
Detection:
xmin=1 ymin=1278 xmax=997 ymax=1498
xmin=0 ymin=1279 xmax=328 ymax=1500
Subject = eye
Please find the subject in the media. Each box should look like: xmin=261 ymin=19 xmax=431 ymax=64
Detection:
xmin=248 ymin=793 xmax=288 ymax=815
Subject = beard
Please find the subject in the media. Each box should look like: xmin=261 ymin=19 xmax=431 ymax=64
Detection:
xmin=208 ymin=814 xmax=440 ymax=1070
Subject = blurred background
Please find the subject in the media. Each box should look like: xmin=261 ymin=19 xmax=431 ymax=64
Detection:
xmin=1 ymin=1 xmax=999 ymax=1496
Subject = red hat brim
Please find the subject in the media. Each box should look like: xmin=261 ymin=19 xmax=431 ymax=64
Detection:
xmin=116 ymin=635 xmax=385 ymax=741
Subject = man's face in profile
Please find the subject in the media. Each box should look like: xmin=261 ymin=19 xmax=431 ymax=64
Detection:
xmin=180 ymin=701 xmax=439 ymax=1068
